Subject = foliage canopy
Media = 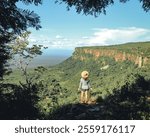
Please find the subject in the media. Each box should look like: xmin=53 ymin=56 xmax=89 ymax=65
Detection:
xmin=56 ymin=0 xmax=150 ymax=16
xmin=0 ymin=0 xmax=42 ymax=78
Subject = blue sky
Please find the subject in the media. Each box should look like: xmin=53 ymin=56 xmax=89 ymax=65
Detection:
xmin=17 ymin=0 xmax=150 ymax=53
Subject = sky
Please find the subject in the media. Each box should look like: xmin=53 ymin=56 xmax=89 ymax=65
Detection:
xmin=17 ymin=0 xmax=150 ymax=54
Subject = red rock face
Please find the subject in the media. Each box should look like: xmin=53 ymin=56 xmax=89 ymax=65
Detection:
xmin=73 ymin=48 xmax=149 ymax=67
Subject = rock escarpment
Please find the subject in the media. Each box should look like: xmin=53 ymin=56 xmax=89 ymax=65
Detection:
xmin=73 ymin=42 xmax=150 ymax=68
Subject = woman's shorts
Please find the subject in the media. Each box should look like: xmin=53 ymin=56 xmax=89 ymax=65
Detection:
xmin=81 ymin=89 xmax=89 ymax=92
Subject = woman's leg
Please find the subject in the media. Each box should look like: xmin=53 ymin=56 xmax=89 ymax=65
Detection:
xmin=80 ymin=91 xmax=85 ymax=103
xmin=85 ymin=91 xmax=90 ymax=103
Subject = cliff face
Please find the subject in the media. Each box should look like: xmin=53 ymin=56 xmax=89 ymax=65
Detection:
xmin=73 ymin=42 xmax=150 ymax=68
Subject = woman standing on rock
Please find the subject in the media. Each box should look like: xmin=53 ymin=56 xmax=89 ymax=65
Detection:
xmin=78 ymin=71 xmax=92 ymax=104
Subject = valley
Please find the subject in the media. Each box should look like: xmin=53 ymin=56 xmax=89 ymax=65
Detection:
xmin=1 ymin=41 xmax=150 ymax=120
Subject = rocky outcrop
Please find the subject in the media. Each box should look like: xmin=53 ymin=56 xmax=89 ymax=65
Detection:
xmin=73 ymin=46 xmax=149 ymax=68
xmin=50 ymin=103 xmax=106 ymax=120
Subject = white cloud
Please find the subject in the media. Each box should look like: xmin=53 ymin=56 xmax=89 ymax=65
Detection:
xmin=28 ymin=38 xmax=37 ymax=43
xmin=55 ymin=35 xmax=64 ymax=39
xmin=82 ymin=36 xmax=89 ymax=39
xmin=88 ymin=27 xmax=150 ymax=46
xmin=29 ymin=34 xmax=74 ymax=49
xmin=28 ymin=27 xmax=150 ymax=49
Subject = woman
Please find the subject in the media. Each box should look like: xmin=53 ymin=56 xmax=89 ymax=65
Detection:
xmin=78 ymin=71 xmax=92 ymax=104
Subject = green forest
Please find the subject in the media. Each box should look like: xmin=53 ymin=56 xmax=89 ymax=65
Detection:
xmin=0 ymin=41 xmax=150 ymax=120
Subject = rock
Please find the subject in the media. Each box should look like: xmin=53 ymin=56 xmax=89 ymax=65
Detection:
xmin=88 ymin=106 xmax=100 ymax=112
xmin=75 ymin=113 xmax=87 ymax=119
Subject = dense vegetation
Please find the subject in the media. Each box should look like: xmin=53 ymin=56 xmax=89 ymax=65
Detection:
xmin=0 ymin=42 xmax=150 ymax=119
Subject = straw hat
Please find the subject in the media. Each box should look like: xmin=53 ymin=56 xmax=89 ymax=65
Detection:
xmin=81 ymin=71 xmax=89 ymax=79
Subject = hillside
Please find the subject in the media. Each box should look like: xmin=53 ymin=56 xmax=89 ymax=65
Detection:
xmin=50 ymin=41 xmax=150 ymax=119
xmin=1 ymin=41 xmax=150 ymax=120
xmin=56 ymin=41 xmax=150 ymax=96
xmin=73 ymin=42 xmax=150 ymax=67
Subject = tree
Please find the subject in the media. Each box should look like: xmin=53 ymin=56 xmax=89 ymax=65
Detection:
xmin=0 ymin=0 xmax=41 ymax=35
xmin=0 ymin=35 xmax=11 ymax=79
xmin=0 ymin=0 xmax=42 ymax=78
xmin=10 ymin=31 xmax=47 ymax=86
xmin=56 ymin=0 xmax=150 ymax=16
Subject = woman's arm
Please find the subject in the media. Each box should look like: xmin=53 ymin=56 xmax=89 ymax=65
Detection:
xmin=88 ymin=80 xmax=92 ymax=90
xmin=78 ymin=79 xmax=82 ymax=91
